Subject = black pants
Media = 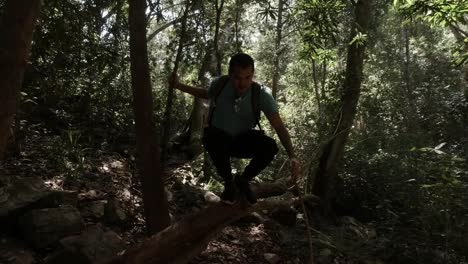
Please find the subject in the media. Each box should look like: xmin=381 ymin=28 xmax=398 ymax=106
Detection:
xmin=202 ymin=126 xmax=278 ymax=183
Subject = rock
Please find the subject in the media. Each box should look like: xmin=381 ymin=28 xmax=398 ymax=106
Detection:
xmin=320 ymin=248 xmax=332 ymax=256
xmin=172 ymin=181 xmax=203 ymax=207
xmin=0 ymin=236 xmax=34 ymax=264
xmin=318 ymin=248 xmax=333 ymax=263
xmin=104 ymin=198 xmax=126 ymax=225
xmin=235 ymin=212 xmax=264 ymax=225
xmin=36 ymin=190 xmax=78 ymax=208
xmin=165 ymin=187 xmax=173 ymax=202
xmin=0 ymin=175 xmax=50 ymax=226
xmin=19 ymin=205 xmax=84 ymax=249
xmin=263 ymin=219 xmax=282 ymax=230
xmin=45 ymin=224 xmax=125 ymax=264
xmin=264 ymin=253 xmax=281 ymax=264
xmin=0 ymin=176 xmax=82 ymax=235
xmin=78 ymin=190 xmax=103 ymax=201
xmin=81 ymin=200 xmax=107 ymax=220
xmin=203 ymin=191 xmax=220 ymax=203
xmin=270 ymin=206 xmax=297 ymax=226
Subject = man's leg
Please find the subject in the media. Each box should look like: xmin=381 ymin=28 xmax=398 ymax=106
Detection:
xmin=202 ymin=127 xmax=236 ymax=203
xmin=231 ymin=130 xmax=278 ymax=203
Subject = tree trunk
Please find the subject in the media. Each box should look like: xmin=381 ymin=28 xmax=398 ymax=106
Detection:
xmin=0 ymin=0 xmax=41 ymax=161
xmin=272 ymin=0 xmax=284 ymax=100
xmin=214 ymin=0 xmax=225 ymax=75
xmin=312 ymin=59 xmax=322 ymax=114
xmin=169 ymin=2 xmax=224 ymax=167
xmin=128 ymin=0 xmax=170 ymax=235
xmin=170 ymin=49 xmax=214 ymax=160
xmin=316 ymin=60 xmax=328 ymax=140
xmin=321 ymin=61 xmax=327 ymax=97
xmin=234 ymin=0 xmax=242 ymax=52
xmin=311 ymin=0 xmax=372 ymax=215
xmin=161 ymin=1 xmax=191 ymax=165
xmin=400 ymin=23 xmax=420 ymax=136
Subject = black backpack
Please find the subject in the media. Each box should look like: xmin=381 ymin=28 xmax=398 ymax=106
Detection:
xmin=207 ymin=75 xmax=262 ymax=130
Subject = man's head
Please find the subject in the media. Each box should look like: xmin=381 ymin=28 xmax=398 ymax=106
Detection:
xmin=228 ymin=53 xmax=255 ymax=95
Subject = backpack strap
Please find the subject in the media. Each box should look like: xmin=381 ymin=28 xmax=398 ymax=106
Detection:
xmin=207 ymin=75 xmax=229 ymax=127
xmin=251 ymin=82 xmax=262 ymax=131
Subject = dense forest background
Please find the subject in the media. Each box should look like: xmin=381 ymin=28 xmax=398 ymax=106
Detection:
xmin=0 ymin=0 xmax=467 ymax=263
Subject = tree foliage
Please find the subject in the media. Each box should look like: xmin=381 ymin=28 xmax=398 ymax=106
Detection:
xmin=395 ymin=0 xmax=468 ymax=65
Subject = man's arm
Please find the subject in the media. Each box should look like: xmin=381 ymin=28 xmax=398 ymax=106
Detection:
xmin=169 ymin=72 xmax=209 ymax=99
xmin=266 ymin=112 xmax=295 ymax=157
xmin=266 ymin=112 xmax=300 ymax=180
xmin=176 ymin=83 xmax=209 ymax=99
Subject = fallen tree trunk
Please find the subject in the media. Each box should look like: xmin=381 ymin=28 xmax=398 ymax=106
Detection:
xmin=107 ymin=185 xmax=318 ymax=264
xmin=252 ymin=179 xmax=291 ymax=199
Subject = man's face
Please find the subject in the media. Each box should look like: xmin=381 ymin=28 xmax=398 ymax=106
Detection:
xmin=231 ymin=65 xmax=254 ymax=95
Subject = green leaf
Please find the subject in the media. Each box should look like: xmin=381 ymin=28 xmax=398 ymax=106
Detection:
xmin=451 ymin=157 xmax=466 ymax=162
xmin=434 ymin=142 xmax=446 ymax=150
xmin=269 ymin=11 xmax=276 ymax=20
xmin=421 ymin=184 xmax=433 ymax=188
xmin=434 ymin=149 xmax=445 ymax=155
xmin=419 ymin=147 xmax=433 ymax=152
xmin=23 ymin=99 xmax=38 ymax=105
xmin=349 ymin=32 xmax=368 ymax=46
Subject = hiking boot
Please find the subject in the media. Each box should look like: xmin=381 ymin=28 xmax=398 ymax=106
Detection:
xmin=220 ymin=181 xmax=237 ymax=204
xmin=235 ymin=176 xmax=257 ymax=204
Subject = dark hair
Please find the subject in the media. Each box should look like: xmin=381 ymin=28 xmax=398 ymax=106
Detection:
xmin=228 ymin=53 xmax=255 ymax=74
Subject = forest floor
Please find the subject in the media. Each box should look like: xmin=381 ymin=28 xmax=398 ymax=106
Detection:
xmin=1 ymin=133 xmax=397 ymax=264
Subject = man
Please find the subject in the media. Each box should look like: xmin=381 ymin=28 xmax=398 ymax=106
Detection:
xmin=169 ymin=53 xmax=299 ymax=204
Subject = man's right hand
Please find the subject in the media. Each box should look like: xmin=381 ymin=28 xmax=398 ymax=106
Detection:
xmin=168 ymin=71 xmax=180 ymax=89
xmin=167 ymin=73 xmax=209 ymax=99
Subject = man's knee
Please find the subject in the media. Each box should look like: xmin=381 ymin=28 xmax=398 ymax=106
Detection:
xmin=263 ymin=136 xmax=278 ymax=158
xmin=203 ymin=127 xmax=229 ymax=152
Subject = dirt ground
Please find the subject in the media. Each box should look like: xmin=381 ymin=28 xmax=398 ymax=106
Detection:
xmin=1 ymin=134 xmax=384 ymax=264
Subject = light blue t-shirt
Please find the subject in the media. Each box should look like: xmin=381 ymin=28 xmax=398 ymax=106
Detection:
xmin=208 ymin=76 xmax=278 ymax=136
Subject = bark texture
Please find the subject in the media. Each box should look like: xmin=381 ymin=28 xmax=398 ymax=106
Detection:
xmin=107 ymin=181 xmax=318 ymax=264
xmin=128 ymin=0 xmax=170 ymax=235
xmin=0 ymin=0 xmax=42 ymax=161
xmin=311 ymin=0 xmax=372 ymax=215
